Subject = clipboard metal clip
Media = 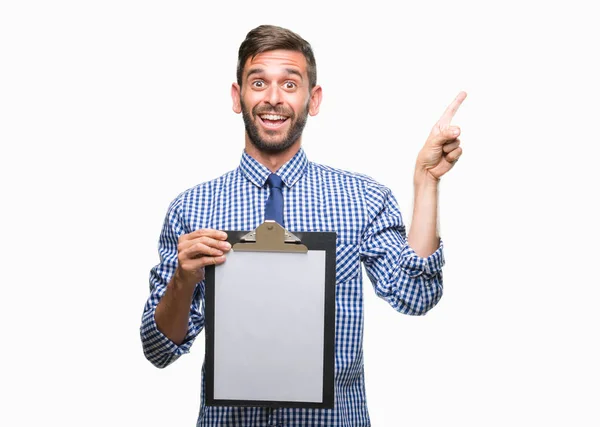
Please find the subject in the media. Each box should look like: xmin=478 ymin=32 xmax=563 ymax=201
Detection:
xmin=234 ymin=220 xmax=308 ymax=253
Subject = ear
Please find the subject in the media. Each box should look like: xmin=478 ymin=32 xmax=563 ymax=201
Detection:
xmin=231 ymin=83 xmax=242 ymax=114
xmin=308 ymin=85 xmax=322 ymax=116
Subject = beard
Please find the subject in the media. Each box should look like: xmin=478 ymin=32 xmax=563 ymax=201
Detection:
xmin=241 ymin=99 xmax=309 ymax=154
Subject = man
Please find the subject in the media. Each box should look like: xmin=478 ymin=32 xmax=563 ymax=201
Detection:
xmin=141 ymin=24 xmax=466 ymax=426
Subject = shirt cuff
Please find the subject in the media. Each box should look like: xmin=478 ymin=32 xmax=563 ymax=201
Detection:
xmin=141 ymin=307 xmax=194 ymax=366
xmin=398 ymin=239 xmax=445 ymax=278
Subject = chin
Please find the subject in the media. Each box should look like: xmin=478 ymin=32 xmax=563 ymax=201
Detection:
xmin=249 ymin=136 xmax=297 ymax=154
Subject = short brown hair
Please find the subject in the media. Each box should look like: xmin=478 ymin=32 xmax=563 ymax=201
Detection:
xmin=237 ymin=25 xmax=317 ymax=90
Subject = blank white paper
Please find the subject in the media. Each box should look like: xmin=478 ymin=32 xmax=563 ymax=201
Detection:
xmin=213 ymin=249 xmax=326 ymax=402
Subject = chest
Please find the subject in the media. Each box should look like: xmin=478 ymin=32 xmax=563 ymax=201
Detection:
xmin=198 ymin=180 xmax=367 ymax=246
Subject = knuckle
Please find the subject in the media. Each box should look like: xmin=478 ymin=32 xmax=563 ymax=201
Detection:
xmin=199 ymin=257 xmax=213 ymax=268
xmin=178 ymin=249 xmax=188 ymax=261
xmin=193 ymin=242 xmax=207 ymax=253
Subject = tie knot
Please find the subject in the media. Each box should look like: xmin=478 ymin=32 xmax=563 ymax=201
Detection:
xmin=266 ymin=173 xmax=283 ymax=189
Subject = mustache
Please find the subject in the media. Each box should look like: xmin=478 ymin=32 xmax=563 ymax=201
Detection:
xmin=252 ymin=105 xmax=294 ymax=117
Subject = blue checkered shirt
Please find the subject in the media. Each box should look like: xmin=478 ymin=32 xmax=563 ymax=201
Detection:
xmin=141 ymin=148 xmax=444 ymax=426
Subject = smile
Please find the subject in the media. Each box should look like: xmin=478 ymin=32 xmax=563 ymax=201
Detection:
xmin=259 ymin=114 xmax=289 ymax=129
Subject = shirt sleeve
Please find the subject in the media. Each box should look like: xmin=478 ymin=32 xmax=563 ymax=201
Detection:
xmin=140 ymin=197 xmax=205 ymax=368
xmin=359 ymin=184 xmax=444 ymax=315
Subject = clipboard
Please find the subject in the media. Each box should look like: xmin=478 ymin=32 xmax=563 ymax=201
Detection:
xmin=204 ymin=221 xmax=336 ymax=409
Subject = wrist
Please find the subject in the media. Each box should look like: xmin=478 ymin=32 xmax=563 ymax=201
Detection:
xmin=172 ymin=268 xmax=200 ymax=291
xmin=414 ymin=168 xmax=440 ymax=190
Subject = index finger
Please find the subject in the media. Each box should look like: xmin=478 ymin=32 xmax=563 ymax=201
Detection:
xmin=181 ymin=228 xmax=228 ymax=241
xmin=437 ymin=91 xmax=467 ymax=127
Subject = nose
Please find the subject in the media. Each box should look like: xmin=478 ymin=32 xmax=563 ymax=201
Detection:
xmin=264 ymin=84 xmax=282 ymax=107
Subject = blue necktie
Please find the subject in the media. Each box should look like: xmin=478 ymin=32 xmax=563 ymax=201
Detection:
xmin=264 ymin=173 xmax=284 ymax=226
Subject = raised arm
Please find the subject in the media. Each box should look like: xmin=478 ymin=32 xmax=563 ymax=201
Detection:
xmin=409 ymin=91 xmax=467 ymax=257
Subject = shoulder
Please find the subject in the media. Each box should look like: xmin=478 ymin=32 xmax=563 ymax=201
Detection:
xmin=307 ymin=160 xmax=400 ymax=221
xmin=308 ymin=160 xmax=391 ymax=195
xmin=169 ymin=168 xmax=240 ymax=208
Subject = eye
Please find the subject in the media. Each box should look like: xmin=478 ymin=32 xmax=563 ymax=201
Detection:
xmin=284 ymin=81 xmax=297 ymax=90
xmin=252 ymin=80 xmax=265 ymax=89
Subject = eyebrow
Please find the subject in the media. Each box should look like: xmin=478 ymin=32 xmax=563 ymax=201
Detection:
xmin=245 ymin=68 xmax=304 ymax=81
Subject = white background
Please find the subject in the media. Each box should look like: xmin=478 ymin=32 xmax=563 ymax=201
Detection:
xmin=1 ymin=1 xmax=599 ymax=426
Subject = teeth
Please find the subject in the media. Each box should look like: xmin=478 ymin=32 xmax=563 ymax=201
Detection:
xmin=261 ymin=114 xmax=286 ymax=121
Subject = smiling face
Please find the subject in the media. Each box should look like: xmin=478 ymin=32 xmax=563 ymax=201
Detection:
xmin=232 ymin=49 xmax=322 ymax=155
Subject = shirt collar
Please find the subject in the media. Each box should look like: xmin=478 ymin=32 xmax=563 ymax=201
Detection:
xmin=239 ymin=147 xmax=309 ymax=188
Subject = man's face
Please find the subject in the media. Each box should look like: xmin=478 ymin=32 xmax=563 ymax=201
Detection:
xmin=232 ymin=50 xmax=321 ymax=154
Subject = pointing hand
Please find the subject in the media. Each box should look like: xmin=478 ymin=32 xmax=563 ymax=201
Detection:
xmin=416 ymin=92 xmax=467 ymax=181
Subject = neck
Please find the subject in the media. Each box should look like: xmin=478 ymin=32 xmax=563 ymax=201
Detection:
xmin=244 ymin=136 xmax=302 ymax=172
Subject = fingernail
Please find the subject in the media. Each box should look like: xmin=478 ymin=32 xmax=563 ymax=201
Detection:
xmin=223 ymin=242 xmax=231 ymax=250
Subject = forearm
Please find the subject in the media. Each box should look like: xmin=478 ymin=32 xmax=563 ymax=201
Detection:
xmin=407 ymin=171 xmax=440 ymax=257
xmin=154 ymin=271 xmax=197 ymax=345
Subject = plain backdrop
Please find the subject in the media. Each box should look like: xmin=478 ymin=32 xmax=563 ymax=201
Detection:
xmin=1 ymin=1 xmax=599 ymax=426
